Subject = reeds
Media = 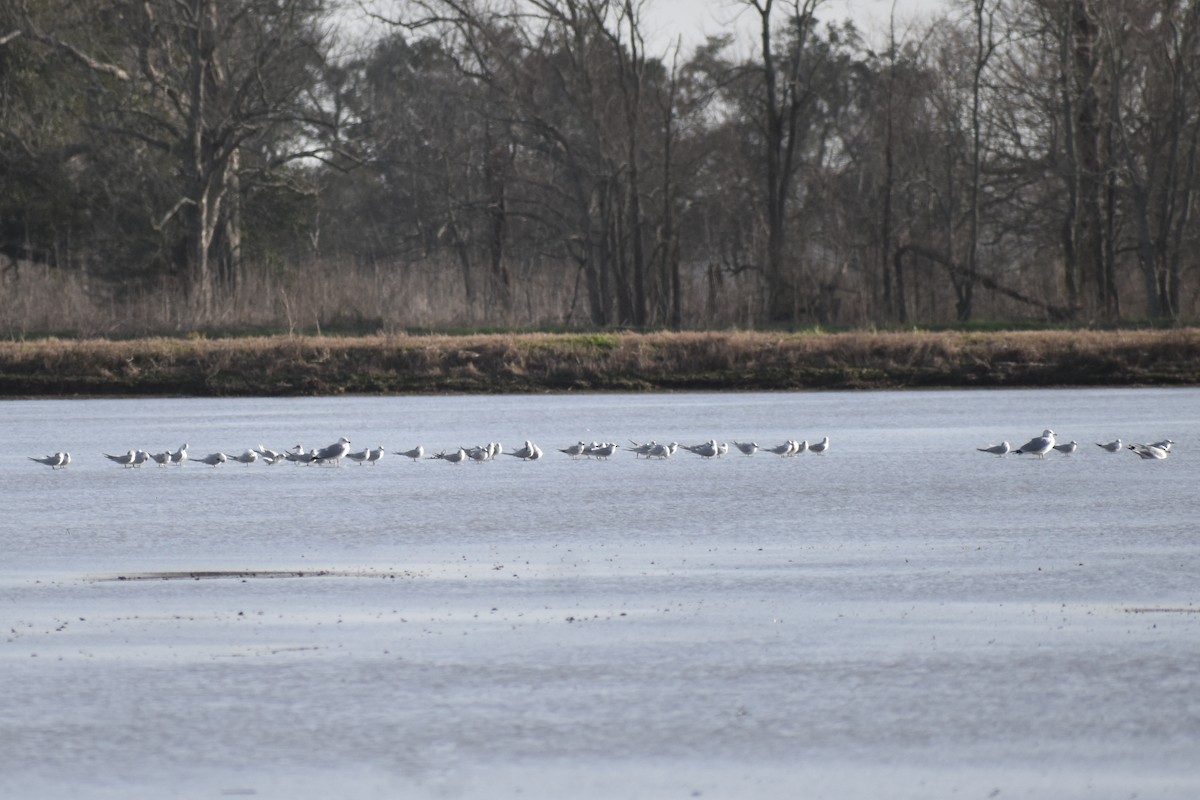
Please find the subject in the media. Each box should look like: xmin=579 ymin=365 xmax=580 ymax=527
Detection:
xmin=1 ymin=329 xmax=1198 ymax=396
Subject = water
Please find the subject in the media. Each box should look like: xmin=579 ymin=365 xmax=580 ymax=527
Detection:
xmin=2 ymin=389 xmax=1199 ymax=798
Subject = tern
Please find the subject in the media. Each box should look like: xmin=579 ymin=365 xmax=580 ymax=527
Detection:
xmin=715 ymin=442 xmax=729 ymax=457
xmin=149 ymin=451 xmax=172 ymax=467
xmin=1128 ymin=443 xmax=1169 ymax=460
xmin=431 ymin=448 xmax=466 ymax=464
xmin=285 ymin=445 xmax=314 ymax=464
xmin=977 ymin=441 xmax=1010 ymax=457
xmin=682 ymin=440 xmax=720 ymax=458
xmin=628 ymin=440 xmax=656 ymax=458
xmin=733 ymin=441 xmax=758 ymax=456
xmin=588 ymin=443 xmax=619 ymax=459
xmin=1053 ymin=440 xmax=1078 ymax=455
xmin=29 ymin=452 xmax=69 ymax=469
xmin=398 ymin=446 xmax=424 ymax=462
xmin=505 ymin=441 xmax=542 ymax=460
xmin=1150 ymin=439 xmax=1175 ymax=452
xmin=809 ymin=437 xmax=830 ymax=454
xmin=560 ymin=441 xmax=588 ymax=459
xmin=1014 ymin=429 xmax=1056 ymax=459
xmin=195 ymin=452 xmax=228 ymax=467
xmin=255 ymin=445 xmax=286 ymax=461
xmin=1096 ymin=439 xmax=1122 ymax=453
xmin=346 ymin=448 xmax=371 ymax=465
xmin=103 ymin=450 xmax=137 ymax=468
xmin=764 ymin=442 xmax=793 ymax=456
xmin=170 ymin=444 xmax=189 ymax=466
xmin=647 ymin=442 xmax=672 ymax=458
xmin=366 ymin=446 xmax=385 ymax=465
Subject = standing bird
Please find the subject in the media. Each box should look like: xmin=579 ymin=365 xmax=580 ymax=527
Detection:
xmin=809 ymin=436 xmax=830 ymax=454
xmin=150 ymin=451 xmax=172 ymax=467
xmin=366 ymin=446 xmax=385 ymax=465
xmin=682 ymin=440 xmax=720 ymax=458
xmin=29 ymin=452 xmax=69 ymax=469
xmin=764 ymin=442 xmax=794 ymax=456
xmin=1053 ymin=440 xmax=1078 ymax=455
xmin=398 ymin=446 xmax=424 ymax=462
xmin=313 ymin=437 xmax=352 ymax=466
xmin=170 ymin=444 xmax=189 ymax=466
xmin=1096 ymin=439 xmax=1122 ymax=453
xmin=195 ymin=452 xmax=228 ymax=467
xmin=1014 ymin=429 xmax=1056 ymax=459
xmin=977 ymin=441 xmax=1010 ymax=457
xmin=560 ymin=441 xmax=589 ymax=459
xmin=229 ymin=449 xmax=259 ymax=466
xmin=346 ymin=447 xmax=372 ymax=465
xmin=104 ymin=450 xmax=138 ymax=468
xmin=1150 ymin=439 xmax=1175 ymax=452
xmin=431 ymin=448 xmax=466 ymax=464
xmin=733 ymin=441 xmax=759 ymax=456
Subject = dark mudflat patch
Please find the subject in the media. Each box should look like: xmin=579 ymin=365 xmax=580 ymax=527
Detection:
xmin=93 ymin=569 xmax=416 ymax=582
xmin=1124 ymin=607 xmax=1199 ymax=614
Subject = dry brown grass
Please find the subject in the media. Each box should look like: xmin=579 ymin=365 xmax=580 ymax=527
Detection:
xmin=1 ymin=328 xmax=1198 ymax=396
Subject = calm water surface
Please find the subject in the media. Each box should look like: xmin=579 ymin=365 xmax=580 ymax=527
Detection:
xmin=2 ymin=389 xmax=1199 ymax=798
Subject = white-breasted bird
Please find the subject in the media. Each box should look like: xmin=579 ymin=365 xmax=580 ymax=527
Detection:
xmin=683 ymin=440 xmax=720 ymax=458
xmin=229 ymin=449 xmax=259 ymax=466
xmin=150 ymin=451 xmax=172 ymax=467
xmin=366 ymin=446 xmax=385 ymax=465
xmin=1053 ymin=440 xmax=1078 ymax=455
xmin=398 ymin=446 xmax=424 ymax=462
xmin=170 ymin=444 xmax=189 ymax=466
xmin=346 ymin=448 xmax=371 ymax=465
xmin=1128 ymin=443 xmax=1169 ymax=460
xmin=313 ymin=437 xmax=352 ymax=466
xmin=1096 ymin=439 xmax=1122 ymax=453
xmin=1151 ymin=439 xmax=1175 ymax=452
xmin=560 ymin=441 xmax=588 ymax=459
xmin=196 ymin=452 xmax=228 ymax=467
xmin=977 ymin=441 xmax=1010 ymax=456
xmin=104 ymin=450 xmax=137 ymax=468
xmin=733 ymin=441 xmax=758 ymax=456
xmin=29 ymin=452 xmax=69 ymax=469
xmin=809 ymin=436 xmax=830 ymax=454
xmin=1014 ymin=429 xmax=1056 ymax=459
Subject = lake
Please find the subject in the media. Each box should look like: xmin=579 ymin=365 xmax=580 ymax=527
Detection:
xmin=2 ymin=389 xmax=1199 ymax=798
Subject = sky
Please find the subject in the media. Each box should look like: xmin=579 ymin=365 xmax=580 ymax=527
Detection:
xmin=640 ymin=0 xmax=951 ymax=53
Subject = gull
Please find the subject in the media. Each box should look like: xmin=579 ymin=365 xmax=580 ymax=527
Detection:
xmin=628 ymin=440 xmax=657 ymax=458
xmin=366 ymin=446 xmax=385 ymax=465
xmin=716 ymin=442 xmax=729 ymax=457
xmin=1053 ymin=440 xmax=1078 ymax=455
xmin=733 ymin=441 xmax=759 ymax=456
xmin=29 ymin=452 xmax=69 ymax=469
xmin=682 ymin=440 xmax=719 ymax=458
xmin=1128 ymin=443 xmax=1169 ymax=460
xmin=559 ymin=441 xmax=588 ymax=460
xmin=346 ymin=448 xmax=372 ymax=465
xmin=1151 ymin=439 xmax=1175 ymax=452
xmin=314 ymin=437 xmax=352 ymax=466
xmin=589 ymin=443 xmax=619 ymax=459
xmin=647 ymin=442 xmax=675 ymax=458
xmin=560 ymin=441 xmax=589 ymax=459
xmin=398 ymin=446 xmax=424 ymax=462
xmin=104 ymin=449 xmax=137 ymax=468
xmin=196 ymin=452 xmax=228 ymax=467
xmin=977 ymin=441 xmax=1010 ymax=457
xmin=1014 ymin=429 xmax=1056 ymax=459
xmin=255 ymin=445 xmax=286 ymax=462
xmin=809 ymin=437 xmax=830 ymax=454
xmin=149 ymin=451 xmax=172 ymax=467
xmin=431 ymin=448 xmax=466 ymax=464
xmin=170 ymin=444 xmax=189 ymax=466
xmin=505 ymin=441 xmax=543 ymax=461
xmin=229 ymin=449 xmax=259 ymax=466
xmin=764 ymin=442 xmax=794 ymax=456
xmin=1096 ymin=439 xmax=1122 ymax=453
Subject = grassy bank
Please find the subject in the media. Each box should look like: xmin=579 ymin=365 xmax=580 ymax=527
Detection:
xmin=1 ymin=329 xmax=1199 ymax=397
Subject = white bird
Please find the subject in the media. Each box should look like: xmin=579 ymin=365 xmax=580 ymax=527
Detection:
xmin=628 ymin=440 xmax=656 ymax=458
xmin=1096 ymin=439 xmax=1122 ymax=453
xmin=170 ymin=444 xmax=189 ymax=466
xmin=465 ymin=445 xmax=492 ymax=463
xmin=809 ymin=436 xmax=830 ymax=454
xmin=366 ymin=446 xmax=385 ymax=465
xmin=431 ymin=448 xmax=466 ymax=464
xmin=346 ymin=448 xmax=371 ymax=465
xmin=733 ymin=441 xmax=758 ymax=456
xmin=505 ymin=441 xmax=541 ymax=460
xmin=398 ymin=446 xmax=424 ymax=462
xmin=683 ymin=440 xmax=719 ymax=458
xmin=1128 ymin=443 xmax=1169 ymax=460
xmin=560 ymin=441 xmax=588 ymax=459
xmin=132 ymin=450 xmax=151 ymax=467
xmin=1151 ymin=439 xmax=1175 ymax=452
xmin=314 ymin=437 xmax=351 ymax=466
xmin=255 ymin=445 xmax=286 ymax=462
xmin=285 ymin=445 xmax=314 ymax=464
xmin=196 ymin=452 xmax=228 ymax=467
xmin=716 ymin=442 xmax=729 ymax=457
xmin=104 ymin=449 xmax=137 ymax=468
xmin=1014 ymin=429 xmax=1056 ymax=459
xmin=977 ymin=441 xmax=1010 ymax=456
xmin=229 ymin=449 xmax=259 ymax=466
xmin=648 ymin=442 xmax=672 ymax=458
xmin=793 ymin=440 xmax=810 ymax=455
xmin=589 ymin=443 xmax=619 ymax=459
xmin=1053 ymin=440 xmax=1078 ymax=455
xmin=764 ymin=442 xmax=793 ymax=456
xmin=29 ymin=452 xmax=69 ymax=469
xmin=150 ymin=451 xmax=172 ymax=467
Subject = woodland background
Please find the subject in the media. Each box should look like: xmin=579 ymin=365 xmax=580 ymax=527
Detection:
xmin=2 ymin=0 xmax=1198 ymax=337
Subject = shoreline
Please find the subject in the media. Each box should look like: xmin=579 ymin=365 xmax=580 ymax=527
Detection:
xmin=1 ymin=329 xmax=1198 ymax=397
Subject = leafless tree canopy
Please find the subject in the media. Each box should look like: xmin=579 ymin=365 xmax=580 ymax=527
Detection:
xmin=2 ymin=0 xmax=1200 ymax=334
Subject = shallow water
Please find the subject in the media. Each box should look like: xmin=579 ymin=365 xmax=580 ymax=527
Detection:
xmin=2 ymin=389 xmax=1199 ymax=798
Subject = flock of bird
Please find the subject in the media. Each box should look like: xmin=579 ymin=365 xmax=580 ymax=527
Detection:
xmin=977 ymin=429 xmax=1176 ymax=460
xmin=25 ymin=435 xmax=834 ymax=469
